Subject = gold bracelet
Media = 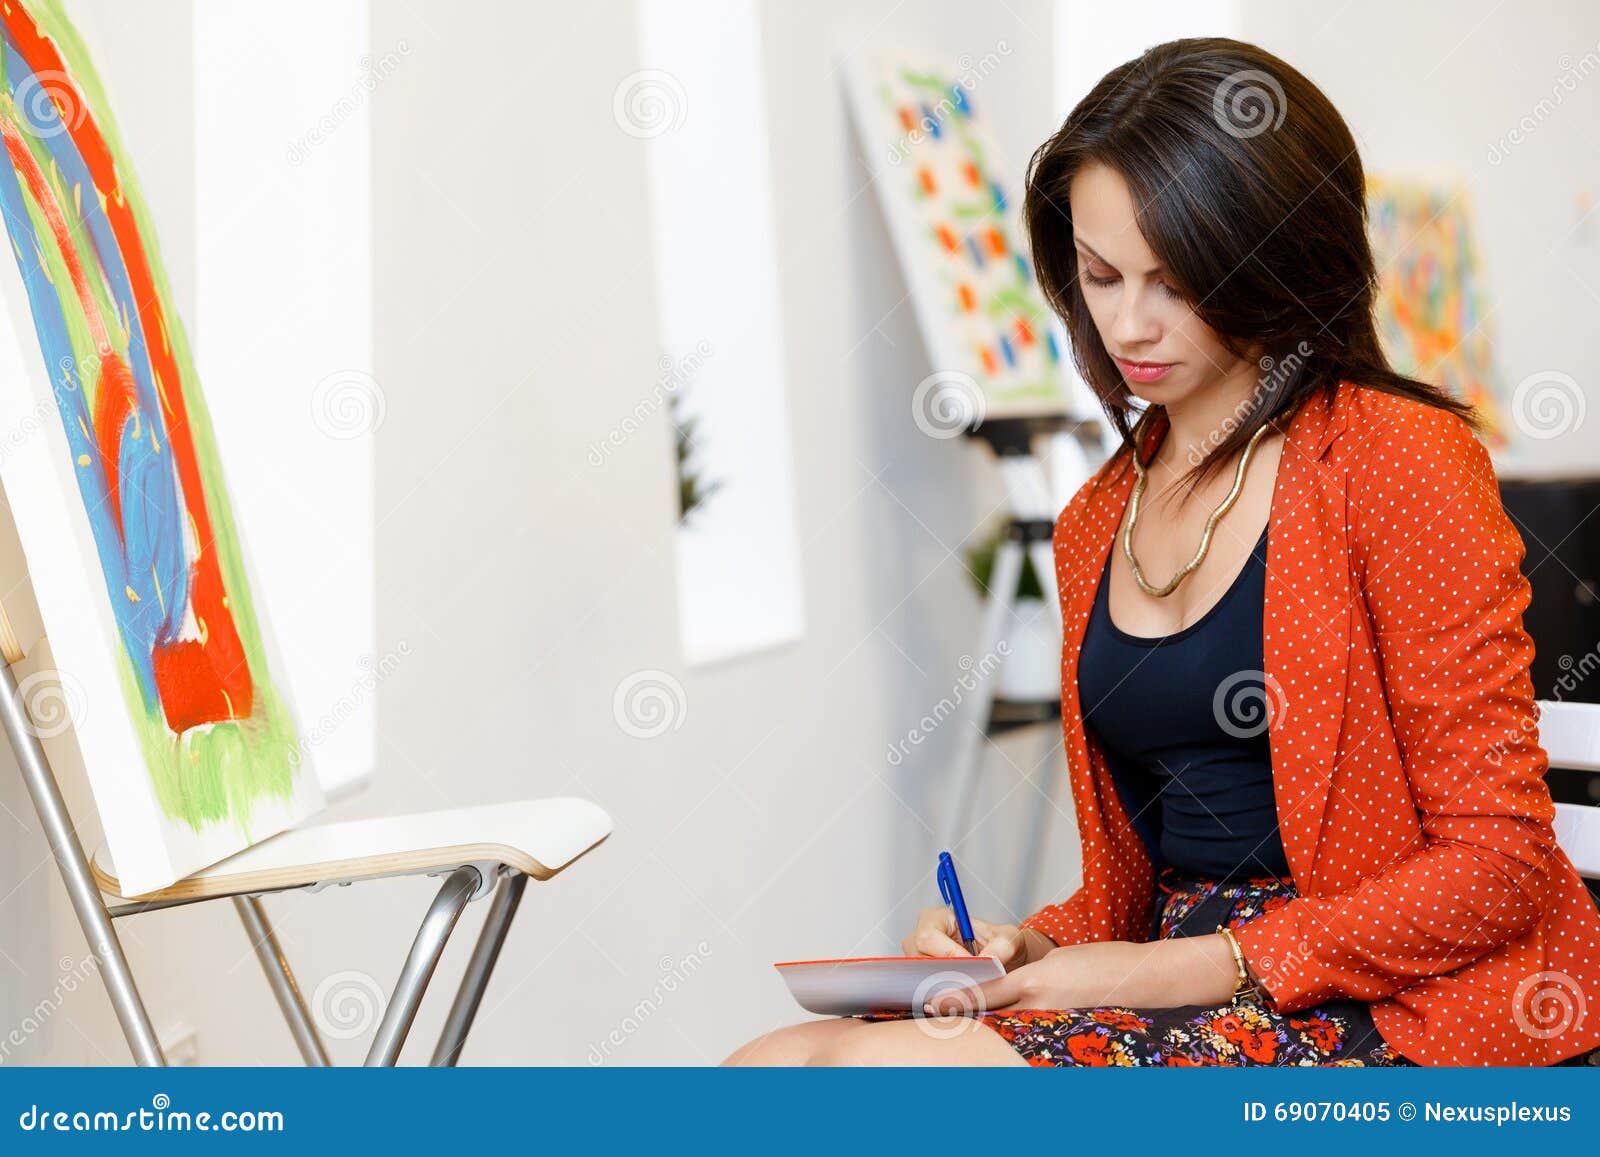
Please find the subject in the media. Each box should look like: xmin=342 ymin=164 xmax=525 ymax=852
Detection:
xmin=1215 ymin=924 xmax=1267 ymax=1008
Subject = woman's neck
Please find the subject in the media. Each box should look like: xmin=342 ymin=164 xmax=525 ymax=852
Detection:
xmin=1158 ymin=367 xmax=1267 ymax=467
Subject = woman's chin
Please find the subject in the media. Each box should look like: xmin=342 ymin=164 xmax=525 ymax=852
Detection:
xmin=1125 ymin=377 xmax=1186 ymax=406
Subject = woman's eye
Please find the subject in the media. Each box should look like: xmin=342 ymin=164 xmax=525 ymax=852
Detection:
xmin=1081 ymin=269 xmax=1182 ymax=300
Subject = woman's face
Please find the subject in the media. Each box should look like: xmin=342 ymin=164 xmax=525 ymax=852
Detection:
xmin=1067 ymin=162 xmax=1258 ymax=408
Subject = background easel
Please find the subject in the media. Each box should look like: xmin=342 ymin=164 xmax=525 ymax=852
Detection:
xmin=942 ymin=413 xmax=1108 ymax=911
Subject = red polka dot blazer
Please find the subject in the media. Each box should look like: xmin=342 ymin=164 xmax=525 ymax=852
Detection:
xmin=1022 ymin=378 xmax=1600 ymax=1066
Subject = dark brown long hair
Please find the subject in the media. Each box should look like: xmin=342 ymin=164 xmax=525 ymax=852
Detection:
xmin=1024 ymin=36 xmax=1481 ymax=492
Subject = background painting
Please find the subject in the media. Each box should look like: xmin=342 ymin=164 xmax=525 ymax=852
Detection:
xmin=1367 ymin=172 xmax=1510 ymax=449
xmin=846 ymin=51 xmax=1076 ymax=422
xmin=0 ymin=0 xmax=322 ymax=895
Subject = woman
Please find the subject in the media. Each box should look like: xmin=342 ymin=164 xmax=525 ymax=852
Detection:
xmin=723 ymin=36 xmax=1600 ymax=1067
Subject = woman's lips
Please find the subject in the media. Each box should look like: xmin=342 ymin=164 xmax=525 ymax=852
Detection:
xmin=1114 ymin=357 xmax=1175 ymax=383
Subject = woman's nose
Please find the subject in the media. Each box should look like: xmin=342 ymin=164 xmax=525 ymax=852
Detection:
xmin=1109 ymin=286 xmax=1164 ymax=348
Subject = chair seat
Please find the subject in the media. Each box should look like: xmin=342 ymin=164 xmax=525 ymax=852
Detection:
xmin=92 ymin=797 xmax=613 ymax=902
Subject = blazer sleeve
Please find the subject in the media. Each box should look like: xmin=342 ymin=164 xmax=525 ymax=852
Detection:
xmin=1232 ymin=406 xmax=1561 ymax=1013
xmin=1021 ymin=883 xmax=1094 ymax=946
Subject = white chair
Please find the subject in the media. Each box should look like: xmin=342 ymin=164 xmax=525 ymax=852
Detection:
xmin=1539 ymin=699 xmax=1600 ymax=880
xmin=0 ymin=606 xmax=612 ymax=1067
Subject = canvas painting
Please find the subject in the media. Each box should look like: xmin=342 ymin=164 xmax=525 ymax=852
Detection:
xmin=1366 ymin=173 xmax=1508 ymax=448
xmin=846 ymin=53 xmax=1075 ymax=422
xmin=0 ymin=0 xmax=322 ymax=895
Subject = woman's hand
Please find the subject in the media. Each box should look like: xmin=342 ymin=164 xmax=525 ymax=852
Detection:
xmin=901 ymin=909 xmax=1053 ymax=972
xmin=922 ymin=934 xmax=1240 ymax=1015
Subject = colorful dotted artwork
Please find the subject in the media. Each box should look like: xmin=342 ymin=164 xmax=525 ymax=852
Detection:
xmin=1366 ymin=174 xmax=1507 ymax=447
xmin=847 ymin=56 xmax=1074 ymax=420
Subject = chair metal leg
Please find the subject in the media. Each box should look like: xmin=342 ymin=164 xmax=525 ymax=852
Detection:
xmin=364 ymin=865 xmax=480 ymax=1066
xmin=431 ymin=870 xmax=527 ymax=1066
xmin=0 ymin=663 xmax=164 ymax=1065
xmin=233 ymin=895 xmax=330 ymax=1066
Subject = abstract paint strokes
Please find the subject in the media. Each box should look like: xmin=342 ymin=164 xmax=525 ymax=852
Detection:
xmin=1366 ymin=174 xmax=1508 ymax=447
xmin=0 ymin=0 xmax=302 ymax=832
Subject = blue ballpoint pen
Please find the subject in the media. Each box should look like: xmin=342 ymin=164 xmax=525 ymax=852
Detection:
xmin=937 ymin=851 xmax=980 ymax=955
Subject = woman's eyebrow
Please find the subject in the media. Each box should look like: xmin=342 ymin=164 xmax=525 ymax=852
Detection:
xmin=1073 ymin=238 xmax=1167 ymax=276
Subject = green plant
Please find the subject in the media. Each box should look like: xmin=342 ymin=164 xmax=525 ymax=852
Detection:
xmin=964 ymin=521 xmax=1046 ymax=600
xmin=671 ymin=389 xmax=724 ymax=527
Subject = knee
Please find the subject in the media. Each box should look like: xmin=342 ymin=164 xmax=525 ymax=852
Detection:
xmin=807 ymin=1017 xmax=968 ymax=1066
xmin=807 ymin=1032 xmax=877 ymax=1067
xmin=721 ymin=1019 xmax=857 ymax=1066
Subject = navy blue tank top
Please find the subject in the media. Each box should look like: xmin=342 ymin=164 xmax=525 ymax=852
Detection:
xmin=1076 ymin=522 xmax=1291 ymax=879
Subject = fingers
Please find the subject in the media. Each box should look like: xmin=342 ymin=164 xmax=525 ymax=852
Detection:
xmin=923 ymin=969 xmax=1026 ymax=1016
xmin=982 ymin=930 xmax=1026 ymax=970
xmin=902 ymin=907 xmax=973 ymax=958
xmin=971 ymin=920 xmax=1026 ymax=969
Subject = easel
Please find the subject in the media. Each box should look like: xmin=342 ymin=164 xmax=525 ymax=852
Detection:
xmin=941 ymin=412 xmax=1108 ymax=911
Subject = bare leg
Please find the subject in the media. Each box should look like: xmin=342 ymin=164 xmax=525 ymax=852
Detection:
xmin=807 ymin=1015 xmax=1028 ymax=1066
xmin=720 ymin=1017 xmax=870 ymax=1066
xmin=722 ymin=1015 xmax=1027 ymax=1067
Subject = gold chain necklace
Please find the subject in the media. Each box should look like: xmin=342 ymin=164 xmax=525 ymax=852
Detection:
xmin=1122 ymin=410 xmax=1273 ymax=598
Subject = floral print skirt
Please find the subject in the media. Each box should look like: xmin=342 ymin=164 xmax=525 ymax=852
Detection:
xmin=857 ymin=866 xmax=1415 ymax=1067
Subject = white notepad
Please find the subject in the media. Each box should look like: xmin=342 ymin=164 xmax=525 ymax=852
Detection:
xmin=774 ymin=955 xmax=1005 ymax=1016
